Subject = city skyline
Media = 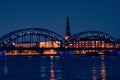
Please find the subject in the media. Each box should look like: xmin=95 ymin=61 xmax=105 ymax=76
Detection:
xmin=0 ymin=0 xmax=120 ymax=39
xmin=0 ymin=1 xmax=120 ymax=80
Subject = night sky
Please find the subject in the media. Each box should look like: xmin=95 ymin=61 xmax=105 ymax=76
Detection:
xmin=0 ymin=0 xmax=120 ymax=39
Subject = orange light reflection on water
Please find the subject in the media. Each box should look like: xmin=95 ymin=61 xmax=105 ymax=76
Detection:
xmin=92 ymin=66 xmax=97 ymax=80
xmin=50 ymin=56 xmax=56 ymax=80
xmin=92 ymin=56 xmax=106 ymax=80
xmin=101 ymin=55 xmax=106 ymax=80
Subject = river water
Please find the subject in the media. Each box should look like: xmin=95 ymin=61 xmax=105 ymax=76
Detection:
xmin=0 ymin=55 xmax=120 ymax=80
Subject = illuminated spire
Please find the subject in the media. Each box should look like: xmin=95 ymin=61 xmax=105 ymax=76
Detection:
xmin=65 ymin=9 xmax=71 ymax=40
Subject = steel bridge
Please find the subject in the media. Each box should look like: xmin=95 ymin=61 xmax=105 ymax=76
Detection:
xmin=71 ymin=31 xmax=116 ymax=43
xmin=0 ymin=28 xmax=64 ymax=45
xmin=70 ymin=31 xmax=116 ymax=48
xmin=0 ymin=28 xmax=118 ymax=55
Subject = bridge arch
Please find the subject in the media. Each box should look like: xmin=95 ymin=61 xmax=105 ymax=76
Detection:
xmin=0 ymin=28 xmax=64 ymax=46
xmin=70 ymin=31 xmax=116 ymax=54
xmin=71 ymin=31 xmax=116 ymax=43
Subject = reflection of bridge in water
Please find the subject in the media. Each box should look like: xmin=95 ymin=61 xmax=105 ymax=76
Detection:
xmin=0 ymin=16 xmax=120 ymax=55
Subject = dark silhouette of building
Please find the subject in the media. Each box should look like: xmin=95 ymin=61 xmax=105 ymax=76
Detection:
xmin=65 ymin=11 xmax=71 ymax=40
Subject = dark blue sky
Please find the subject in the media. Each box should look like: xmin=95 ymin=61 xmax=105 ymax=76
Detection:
xmin=0 ymin=0 xmax=120 ymax=39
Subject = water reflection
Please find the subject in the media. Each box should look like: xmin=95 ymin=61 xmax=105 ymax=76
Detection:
xmin=50 ymin=56 xmax=56 ymax=80
xmin=39 ymin=57 xmax=47 ymax=78
xmin=4 ymin=62 xmax=8 ymax=75
xmin=92 ymin=66 xmax=97 ymax=80
xmin=101 ymin=55 xmax=106 ymax=80
xmin=1 ymin=55 xmax=120 ymax=80
xmin=92 ymin=55 xmax=106 ymax=80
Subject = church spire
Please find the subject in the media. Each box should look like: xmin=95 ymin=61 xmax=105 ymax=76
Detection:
xmin=65 ymin=9 xmax=71 ymax=40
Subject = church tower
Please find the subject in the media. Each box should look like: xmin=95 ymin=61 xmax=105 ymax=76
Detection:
xmin=65 ymin=10 xmax=71 ymax=40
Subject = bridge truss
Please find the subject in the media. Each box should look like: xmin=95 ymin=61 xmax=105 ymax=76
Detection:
xmin=0 ymin=28 xmax=64 ymax=55
xmin=70 ymin=31 xmax=116 ymax=54
xmin=0 ymin=29 xmax=118 ymax=55
xmin=0 ymin=28 xmax=64 ymax=46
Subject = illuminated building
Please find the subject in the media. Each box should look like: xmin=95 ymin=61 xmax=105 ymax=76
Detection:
xmin=73 ymin=39 xmax=115 ymax=54
xmin=5 ymin=41 xmax=60 ymax=55
xmin=14 ymin=42 xmax=37 ymax=48
xmin=39 ymin=41 xmax=60 ymax=48
xmin=39 ymin=41 xmax=60 ymax=54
